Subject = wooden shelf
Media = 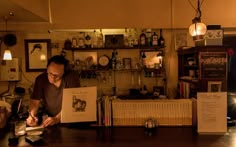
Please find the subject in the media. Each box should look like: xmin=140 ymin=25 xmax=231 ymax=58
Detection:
xmin=64 ymin=46 xmax=165 ymax=51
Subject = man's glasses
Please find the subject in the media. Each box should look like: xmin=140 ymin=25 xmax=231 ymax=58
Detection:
xmin=47 ymin=72 xmax=63 ymax=79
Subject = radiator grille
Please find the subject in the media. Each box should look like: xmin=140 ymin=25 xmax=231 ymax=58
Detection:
xmin=112 ymin=99 xmax=194 ymax=126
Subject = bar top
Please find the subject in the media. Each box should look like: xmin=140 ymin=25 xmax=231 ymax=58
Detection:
xmin=0 ymin=123 xmax=235 ymax=147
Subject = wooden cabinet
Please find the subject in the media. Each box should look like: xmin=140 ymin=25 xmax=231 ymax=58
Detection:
xmin=177 ymin=46 xmax=228 ymax=98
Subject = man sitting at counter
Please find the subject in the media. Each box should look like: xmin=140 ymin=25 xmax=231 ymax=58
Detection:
xmin=26 ymin=55 xmax=81 ymax=127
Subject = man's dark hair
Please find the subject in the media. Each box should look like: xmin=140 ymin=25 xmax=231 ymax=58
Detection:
xmin=47 ymin=55 xmax=70 ymax=72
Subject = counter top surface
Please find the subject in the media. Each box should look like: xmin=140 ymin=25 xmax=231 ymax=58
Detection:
xmin=0 ymin=124 xmax=235 ymax=147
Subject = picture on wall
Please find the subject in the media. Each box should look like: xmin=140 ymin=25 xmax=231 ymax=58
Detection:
xmin=24 ymin=39 xmax=51 ymax=72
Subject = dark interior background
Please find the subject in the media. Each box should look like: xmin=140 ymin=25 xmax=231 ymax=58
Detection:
xmin=223 ymin=35 xmax=236 ymax=120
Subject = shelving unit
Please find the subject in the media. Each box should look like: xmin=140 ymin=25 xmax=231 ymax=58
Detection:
xmin=177 ymin=46 xmax=228 ymax=98
xmin=66 ymin=46 xmax=167 ymax=99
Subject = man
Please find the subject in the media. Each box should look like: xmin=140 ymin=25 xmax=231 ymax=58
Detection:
xmin=26 ymin=55 xmax=80 ymax=127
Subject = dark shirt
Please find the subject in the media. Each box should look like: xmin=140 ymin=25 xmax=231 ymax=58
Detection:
xmin=30 ymin=71 xmax=80 ymax=116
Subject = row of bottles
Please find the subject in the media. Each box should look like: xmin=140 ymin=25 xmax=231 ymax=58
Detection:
xmin=65 ymin=29 xmax=104 ymax=49
xmin=139 ymin=29 xmax=165 ymax=47
xmin=64 ymin=28 xmax=165 ymax=49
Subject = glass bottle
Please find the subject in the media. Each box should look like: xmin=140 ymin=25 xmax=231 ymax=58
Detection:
xmin=85 ymin=32 xmax=92 ymax=48
xmin=158 ymin=29 xmax=165 ymax=46
xmin=97 ymin=29 xmax=104 ymax=48
xmin=111 ymin=50 xmax=117 ymax=69
xmin=133 ymin=28 xmax=139 ymax=47
xmin=146 ymin=29 xmax=152 ymax=46
xmin=78 ymin=32 xmax=85 ymax=48
xmin=71 ymin=36 xmax=78 ymax=48
xmin=139 ymin=30 xmax=146 ymax=46
xmin=124 ymin=28 xmax=129 ymax=47
xmin=92 ymin=29 xmax=98 ymax=48
xmin=128 ymin=29 xmax=134 ymax=47
xmin=152 ymin=32 xmax=158 ymax=46
xmin=141 ymin=52 xmax=146 ymax=68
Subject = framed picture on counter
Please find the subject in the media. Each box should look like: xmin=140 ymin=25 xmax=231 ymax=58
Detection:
xmin=24 ymin=39 xmax=51 ymax=72
xmin=208 ymin=81 xmax=222 ymax=92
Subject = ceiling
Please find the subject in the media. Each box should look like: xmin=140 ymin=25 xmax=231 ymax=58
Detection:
xmin=0 ymin=0 xmax=48 ymax=23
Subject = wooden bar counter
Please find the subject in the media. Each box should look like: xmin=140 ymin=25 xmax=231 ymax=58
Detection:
xmin=0 ymin=123 xmax=235 ymax=147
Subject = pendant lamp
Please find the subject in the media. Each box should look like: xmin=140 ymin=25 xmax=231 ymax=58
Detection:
xmin=189 ymin=0 xmax=207 ymax=41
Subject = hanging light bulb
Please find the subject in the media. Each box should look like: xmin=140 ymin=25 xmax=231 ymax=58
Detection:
xmin=2 ymin=16 xmax=13 ymax=60
xmin=3 ymin=49 xmax=12 ymax=60
xmin=188 ymin=0 xmax=207 ymax=41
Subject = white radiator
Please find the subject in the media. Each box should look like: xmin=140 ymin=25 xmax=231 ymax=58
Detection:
xmin=111 ymin=99 xmax=196 ymax=126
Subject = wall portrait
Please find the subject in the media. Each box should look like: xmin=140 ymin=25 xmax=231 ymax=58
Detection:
xmin=24 ymin=39 xmax=51 ymax=72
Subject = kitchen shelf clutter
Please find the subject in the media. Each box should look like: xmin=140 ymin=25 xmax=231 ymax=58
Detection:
xmin=61 ymin=28 xmax=168 ymax=100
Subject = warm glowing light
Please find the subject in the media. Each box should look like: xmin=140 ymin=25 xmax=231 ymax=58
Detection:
xmin=3 ymin=49 xmax=12 ymax=60
xmin=189 ymin=22 xmax=207 ymax=40
xmin=157 ymin=54 xmax=163 ymax=67
xmin=40 ymin=54 xmax=46 ymax=61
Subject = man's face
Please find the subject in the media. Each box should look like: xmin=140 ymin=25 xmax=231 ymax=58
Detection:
xmin=47 ymin=62 xmax=64 ymax=84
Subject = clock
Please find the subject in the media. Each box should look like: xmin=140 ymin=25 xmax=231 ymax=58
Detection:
xmin=98 ymin=55 xmax=110 ymax=69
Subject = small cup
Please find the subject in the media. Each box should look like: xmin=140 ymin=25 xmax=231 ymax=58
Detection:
xmin=15 ymin=120 xmax=26 ymax=136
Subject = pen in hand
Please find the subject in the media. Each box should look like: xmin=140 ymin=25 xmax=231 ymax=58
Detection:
xmin=28 ymin=110 xmax=36 ymax=121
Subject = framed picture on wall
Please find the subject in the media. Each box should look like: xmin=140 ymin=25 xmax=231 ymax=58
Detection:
xmin=123 ymin=58 xmax=132 ymax=69
xmin=24 ymin=39 xmax=51 ymax=72
xmin=208 ymin=81 xmax=222 ymax=92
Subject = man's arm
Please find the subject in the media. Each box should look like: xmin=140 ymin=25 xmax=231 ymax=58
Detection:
xmin=26 ymin=99 xmax=40 ymax=126
xmin=29 ymin=99 xmax=40 ymax=116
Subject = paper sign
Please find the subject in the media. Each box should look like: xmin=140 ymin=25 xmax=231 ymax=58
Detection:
xmin=197 ymin=92 xmax=227 ymax=134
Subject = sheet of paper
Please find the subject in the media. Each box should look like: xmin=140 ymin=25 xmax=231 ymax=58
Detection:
xmin=197 ymin=92 xmax=227 ymax=134
xmin=26 ymin=126 xmax=44 ymax=132
xmin=61 ymin=86 xmax=97 ymax=123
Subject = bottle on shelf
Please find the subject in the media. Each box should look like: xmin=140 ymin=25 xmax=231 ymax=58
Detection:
xmin=128 ymin=29 xmax=134 ymax=47
xmin=133 ymin=28 xmax=139 ymax=47
xmin=111 ymin=50 xmax=117 ymax=69
xmin=71 ymin=36 xmax=78 ymax=48
xmin=97 ymin=29 xmax=104 ymax=48
xmin=92 ymin=29 xmax=98 ymax=48
xmin=152 ymin=32 xmax=158 ymax=46
xmin=141 ymin=52 xmax=146 ymax=68
xmin=158 ymin=29 xmax=165 ymax=46
xmin=139 ymin=30 xmax=146 ymax=47
xmin=124 ymin=28 xmax=129 ymax=47
xmin=146 ymin=29 xmax=152 ymax=46
xmin=116 ymin=52 xmax=122 ymax=69
xmin=85 ymin=32 xmax=92 ymax=48
xmin=78 ymin=32 xmax=85 ymax=48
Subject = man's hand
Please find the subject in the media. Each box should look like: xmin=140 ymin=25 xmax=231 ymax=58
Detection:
xmin=41 ymin=115 xmax=60 ymax=127
xmin=26 ymin=115 xmax=38 ymax=127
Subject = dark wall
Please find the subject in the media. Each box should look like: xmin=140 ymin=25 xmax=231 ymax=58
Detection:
xmin=223 ymin=35 xmax=236 ymax=120
xmin=223 ymin=35 xmax=236 ymax=92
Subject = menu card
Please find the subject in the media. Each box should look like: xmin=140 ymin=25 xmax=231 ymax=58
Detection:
xmin=197 ymin=92 xmax=227 ymax=134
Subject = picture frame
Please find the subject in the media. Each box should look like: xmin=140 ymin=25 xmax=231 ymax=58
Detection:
xmin=123 ymin=58 xmax=132 ymax=69
xmin=24 ymin=39 xmax=51 ymax=72
xmin=208 ymin=81 xmax=222 ymax=92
